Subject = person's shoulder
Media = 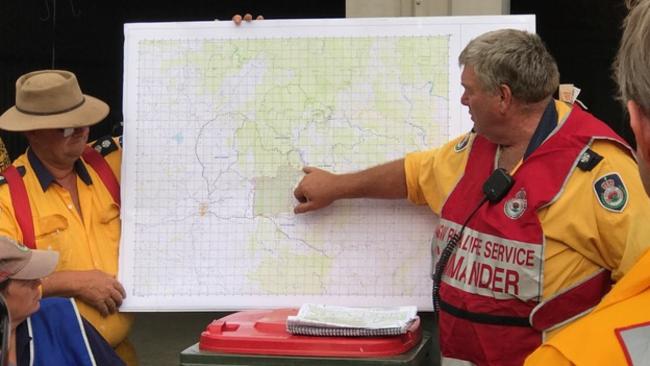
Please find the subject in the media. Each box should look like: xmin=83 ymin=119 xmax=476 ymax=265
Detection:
xmin=29 ymin=298 xmax=76 ymax=325
xmin=589 ymin=139 xmax=637 ymax=172
xmin=88 ymin=135 xmax=122 ymax=158
xmin=0 ymin=165 xmax=27 ymax=187
xmin=582 ymin=140 xmax=645 ymax=214
xmin=433 ymin=130 xmax=476 ymax=163
xmin=0 ymin=163 xmax=28 ymax=217
xmin=438 ymin=130 xmax=474 ymax=153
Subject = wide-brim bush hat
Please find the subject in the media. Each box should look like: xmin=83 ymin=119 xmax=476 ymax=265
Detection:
xmin=0 ymin=69 xmax=109 ymax=131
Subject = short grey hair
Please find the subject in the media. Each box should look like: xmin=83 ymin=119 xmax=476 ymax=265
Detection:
xmin=615 ymin=0 xmax=650 ymax=113
xmin=459 ymin=29 xmax=559 ymax=103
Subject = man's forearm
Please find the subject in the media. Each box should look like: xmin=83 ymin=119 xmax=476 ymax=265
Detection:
xmin=341 ymin=159 xmax=407 ymax=199
xmin=41 ymin=270 xmax=81 ymax=298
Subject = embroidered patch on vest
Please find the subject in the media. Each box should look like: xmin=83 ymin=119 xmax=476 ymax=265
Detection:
xmin=454 ymin=133 xmax=471 ymax=152
xmin=594 ymin=173 xmax=628 ymax=212
xmin=577 ymin=149 xmax=603 ymax=171
xmin=91 ymin=135 xmax=118 ymax=157
xmin=504 ymin=188 xmax=528 ymax=219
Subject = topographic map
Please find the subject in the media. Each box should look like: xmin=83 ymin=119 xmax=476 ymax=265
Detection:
xmin=119 ymin=17 xmax=534 ymax=310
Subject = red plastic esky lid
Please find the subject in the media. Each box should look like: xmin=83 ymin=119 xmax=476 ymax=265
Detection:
xmin=199 ymin=308 xmax=421 ymax=357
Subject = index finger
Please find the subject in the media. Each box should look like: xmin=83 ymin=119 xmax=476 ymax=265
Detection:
xmin=293 ymin=184 xmax=308 ymax=202
xmin=294 ymin=200 xmax=317 ymax=214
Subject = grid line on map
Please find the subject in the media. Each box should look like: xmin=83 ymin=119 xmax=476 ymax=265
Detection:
xmin=129 ymin=35 xmax=448 ymax=300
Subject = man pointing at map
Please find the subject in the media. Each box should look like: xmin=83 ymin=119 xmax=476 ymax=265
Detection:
xmin=293 ymin=28 xmax=650 ymax=365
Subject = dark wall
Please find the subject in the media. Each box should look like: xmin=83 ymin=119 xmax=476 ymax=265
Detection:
xmin=0 ymin=0 xmax=345 ymax=159
xmin=1 ymin=1 xmax=632 ymax=158
xmin=511 ymin=0 xmax=632 ymax=145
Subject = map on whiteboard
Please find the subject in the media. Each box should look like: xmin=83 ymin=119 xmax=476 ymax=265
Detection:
xmin=119 ymin=16 xmax=535 ymax=311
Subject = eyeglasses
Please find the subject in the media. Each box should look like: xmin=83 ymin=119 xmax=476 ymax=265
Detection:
xmin=58 ymin=127 xmax=84 ymax=137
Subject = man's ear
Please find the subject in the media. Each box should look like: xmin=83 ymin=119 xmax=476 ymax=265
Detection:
xmin=497 ymin=84 xmax=512 ymax=113
xmin=628 ymin=100 xmax=650 ymax=160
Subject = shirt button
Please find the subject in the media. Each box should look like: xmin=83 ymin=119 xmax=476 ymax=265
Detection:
xmin=67 ymin=204 xmax=74 ymax=210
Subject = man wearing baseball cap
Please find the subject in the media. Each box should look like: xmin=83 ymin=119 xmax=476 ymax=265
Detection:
xmin=0 ymin=235 xmax=123 ymax=365
xmin=0 ymin=70 xmax=134 ymax=364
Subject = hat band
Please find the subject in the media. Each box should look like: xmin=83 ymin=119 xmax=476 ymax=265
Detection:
xmin=15 ymin=97 xmax=86 ymax=116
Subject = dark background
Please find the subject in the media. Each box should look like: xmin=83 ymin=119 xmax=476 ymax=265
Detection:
xmin=511 ymin=1 xmax=632 ymax=144
xmin=0 ymin=0 xmax=631 ymax=159
xmin=0 ymin=0 xmax=346 ymax=159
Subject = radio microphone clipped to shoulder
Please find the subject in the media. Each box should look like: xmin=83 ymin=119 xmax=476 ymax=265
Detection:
xmin=482 ymin=168 xmax=514 ymax=203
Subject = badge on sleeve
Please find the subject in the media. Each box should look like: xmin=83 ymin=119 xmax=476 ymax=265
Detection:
xmin=594 ymin=173 xmax=628 ymax=212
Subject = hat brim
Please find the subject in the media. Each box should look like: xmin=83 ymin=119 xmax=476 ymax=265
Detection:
xmin=0 ymin=94 xmax=109 ymax=132
xmin=12 ymin=249 xmax=59 ymax=280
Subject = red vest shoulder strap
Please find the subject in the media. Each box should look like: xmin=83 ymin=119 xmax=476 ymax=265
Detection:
xmin=1 ymin=166 xmax=36 ymax=249
xmin=81 ymin=146 xmax=121 ymax=206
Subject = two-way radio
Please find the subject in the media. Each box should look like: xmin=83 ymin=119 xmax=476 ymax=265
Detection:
xmin=432 ymin=168 xmax=514 ymax=310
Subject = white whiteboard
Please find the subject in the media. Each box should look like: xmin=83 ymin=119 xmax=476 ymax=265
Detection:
xmin=119 ymin=15 xmax=535 ymax=311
